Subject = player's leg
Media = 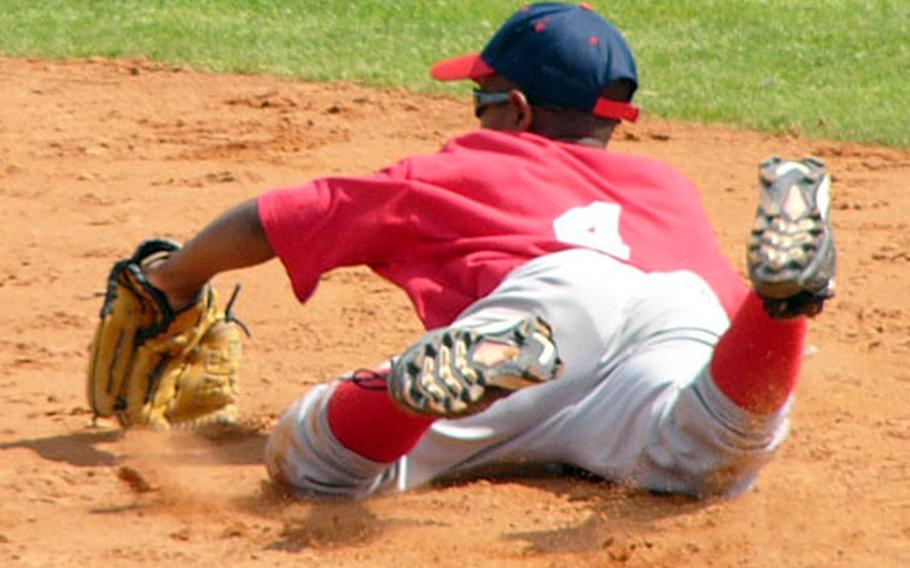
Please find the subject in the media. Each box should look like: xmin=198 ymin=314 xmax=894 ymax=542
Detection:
xmin=263 ymin=315 xmax=562 ymax=497
xmin=556 ymin=157 xmax=835 ymax=497
xmin=552 ymin=157 xmax=835 ymax=498
xmin=458 ymin=262 xmax=794 ymax=498
xmin=711 ymin=156 xmax=834 ymax=414
xmin=396 ymin=249 xmax=721 ymax=491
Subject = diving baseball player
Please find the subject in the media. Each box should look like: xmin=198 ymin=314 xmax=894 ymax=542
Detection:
xmin=88 ymin=3 xmax=835 ymax=499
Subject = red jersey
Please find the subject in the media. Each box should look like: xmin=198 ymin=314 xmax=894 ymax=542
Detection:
xmin=258 ymin=130 xmax=747 ymax=329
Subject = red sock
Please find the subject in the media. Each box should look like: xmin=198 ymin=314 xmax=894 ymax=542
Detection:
xmin=326 ymin=377 xmax=435 ymax=463
xmin=710 ymin=292 xmax=808 ymax=414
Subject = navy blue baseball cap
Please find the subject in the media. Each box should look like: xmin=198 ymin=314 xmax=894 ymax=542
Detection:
xmin=431 ymin=2 xmax=639 ymax=122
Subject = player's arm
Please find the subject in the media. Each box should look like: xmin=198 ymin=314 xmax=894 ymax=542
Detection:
xmin=145 ymin=198 xmax=275 ymax=308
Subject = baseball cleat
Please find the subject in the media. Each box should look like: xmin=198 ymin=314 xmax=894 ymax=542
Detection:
xmin=387 ymin=315 xmax=562 ymax=418
xmin=747 ymin=156 xmax=836 ymax=318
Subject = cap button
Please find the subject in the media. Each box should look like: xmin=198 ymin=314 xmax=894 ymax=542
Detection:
xmin=579 ymin=2 xmax=593 ymax=10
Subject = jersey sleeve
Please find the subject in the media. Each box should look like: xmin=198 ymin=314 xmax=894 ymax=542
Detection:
xmin=257 ymin=162 xmax=413 ymax=303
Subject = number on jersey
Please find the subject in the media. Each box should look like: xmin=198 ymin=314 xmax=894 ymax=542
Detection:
xmin=553 ymin=202 xmax=630 ymax=260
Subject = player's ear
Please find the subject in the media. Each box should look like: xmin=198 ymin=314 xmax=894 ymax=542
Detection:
xmin=509 ymin=90 xmax=533 ymax=131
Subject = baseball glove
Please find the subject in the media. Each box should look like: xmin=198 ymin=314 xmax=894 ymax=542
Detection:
xmin=86 ymin=239 xmax=246 ymax=429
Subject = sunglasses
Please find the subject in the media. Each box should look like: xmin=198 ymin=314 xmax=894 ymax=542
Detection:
xmin=473 ymin=89 xmax=511 ymax=118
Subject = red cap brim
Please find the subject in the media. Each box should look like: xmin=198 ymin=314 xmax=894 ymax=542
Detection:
xmin=430 ymin=53 xmax=496 ymax=81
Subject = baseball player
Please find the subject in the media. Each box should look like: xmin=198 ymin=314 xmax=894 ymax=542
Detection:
xmin=95 ymin=3 xmax=835 ymax=499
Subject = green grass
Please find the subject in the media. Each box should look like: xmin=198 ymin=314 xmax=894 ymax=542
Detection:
xmin=0 ymin=0 xmax=907 ymax=147
xmin=623 ymin=0 xmax=910 ymax=147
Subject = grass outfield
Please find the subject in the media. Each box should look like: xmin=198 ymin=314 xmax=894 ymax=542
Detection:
xmin=0 ymin=0 xmax=907 ymax=147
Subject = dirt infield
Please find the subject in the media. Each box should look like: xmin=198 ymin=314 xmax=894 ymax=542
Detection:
xmin=0 ymin=57 xmax=908 ymax=567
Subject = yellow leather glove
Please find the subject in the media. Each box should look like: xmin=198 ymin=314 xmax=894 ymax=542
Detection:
xmin=87 ymin=239 xmax=245 ymax=429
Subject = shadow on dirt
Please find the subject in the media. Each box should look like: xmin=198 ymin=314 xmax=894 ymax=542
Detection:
xmin=233 ymin=479 xmax=447 ymax=552
xmin=262 ymin=498 xmax=449 ymax=552
xmin=264 ymin=500 xmax=386 ymax=552
xmin=432 ymin=463 xmax=710 ymax=556
xmin=0 ymin=420 xmax=270 ymax=468
xmin=232 ymin=461 xmax=710 ymax=556
xmin=0 ymin=429 xmax=122 ymax=467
